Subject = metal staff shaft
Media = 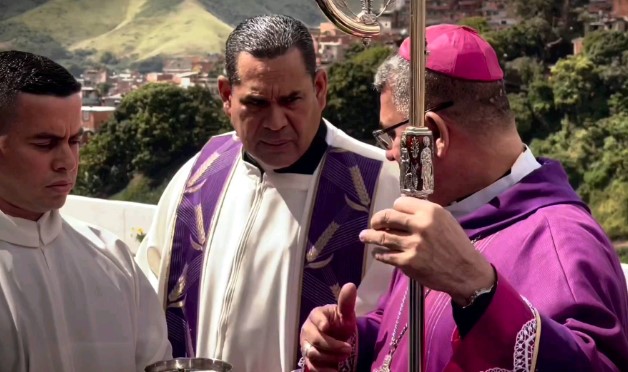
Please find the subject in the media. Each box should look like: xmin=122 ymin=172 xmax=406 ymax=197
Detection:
xmin=408 ymin=0 xmax=428 ymax=371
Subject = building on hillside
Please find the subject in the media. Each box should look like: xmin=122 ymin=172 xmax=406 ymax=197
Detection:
xmin=82 ymin=69 xmax=109 ymax=86
xmin=615 ymin=0 xmax=628 ymax=16
xmin=163 ymin=58 xmax=193 ymax=74
xmin=589 ymin=0 xmax=614 ymax=14
xmin=482 ymin=0 xmax=517 ymax=29
xmin=102 ymin=94 xmax=123 ymax=107
xmin=81 ymin=87 xmax=101 ymax=106
xmin=146 ymin=73 xmax=176 ymax=84
xmin=572 ymin=37 xmax=585 ymax=55
xmin=81 ymin=106 xmax=116 ymax=132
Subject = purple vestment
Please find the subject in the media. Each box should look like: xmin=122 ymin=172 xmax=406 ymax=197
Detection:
xmin=356 ymin=158 xmax=628 ymax=371
xmin=164 ymin=134 xmax=384 ymax=361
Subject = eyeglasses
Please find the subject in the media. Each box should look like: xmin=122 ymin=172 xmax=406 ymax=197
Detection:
xmin=372 ymin=101 xmax=454 ymax=150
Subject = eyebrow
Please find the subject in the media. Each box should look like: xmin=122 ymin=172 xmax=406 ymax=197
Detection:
xmin=241 ymin=91 xmax=302 ymax=101
xmin=30 ymin=127 xmax=85 ymax=140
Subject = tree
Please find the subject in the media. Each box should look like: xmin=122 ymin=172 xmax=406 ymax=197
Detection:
xmin=459 ymin=17 xmax=490 ymax=34
xmin=133 ymin=55 xmax=165 ymax=73
xmin=96 ymin=82 xmax=112 ymax=96
xmin=74 ymin=118 xmax=138 ymax=197
xmin=550 ymin=54 xmax=609 ymax=125
xmin=582 ymin=30 xmax=628 ymax=65
xmin=531 ymin=113 xmax=628 ymax=239
xmin=486 ymin=17 xmax=560 ymax=63
xmin=121 ymin=84 xmax=230 ymax=178
xmin=75 ymin=84 xmax=231 ymax=198
xmin=99 ymin=51 xmax=119 ymax=65
xmin=324 ymin=45 xmax=393 ymax=143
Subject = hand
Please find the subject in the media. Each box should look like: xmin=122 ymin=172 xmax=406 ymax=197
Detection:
xmin=359 ymin=196 xmax=495 ymax=306
xmin=299 ymin=283 xmax=357 ymax=372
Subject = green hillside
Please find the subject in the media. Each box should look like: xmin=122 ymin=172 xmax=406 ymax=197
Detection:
xmin=8 ymin=0 xmax=132 ymax=45
xmin=197 ymin=0 xmax=324 ymax=26
xmin=0 ymin=0 xmax=325 ymax=62
xmin=0 ymin=0 xmax=232 ymax=61
xmin=72 ymin=0 xmax=232 ymax=60
xmin=0 ymin=0 xmax=47 ymax=21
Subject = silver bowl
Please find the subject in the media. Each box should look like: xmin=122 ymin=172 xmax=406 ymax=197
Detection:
xmin=145 ymin=357 xmax=232 ymax=372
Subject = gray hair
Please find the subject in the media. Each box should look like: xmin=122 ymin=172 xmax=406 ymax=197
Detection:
xmin=424 ymin=72 xmax=513 ymax=132
xmin=225 ymin=14 xmax=316 ymax=84
xmin=374 ymin=54 xmax=410 ymax=115
xmin=374 ymin=53 xmax=513 ymax=132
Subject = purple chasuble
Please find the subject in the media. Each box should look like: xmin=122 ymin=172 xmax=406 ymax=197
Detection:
xmin=165 ymin=135 xmax=383 ymax=359
xmin=357 ymin=158 xmax=628 ymax=372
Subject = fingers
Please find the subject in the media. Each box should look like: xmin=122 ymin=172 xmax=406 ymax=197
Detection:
xmin=370 ymin=209 xmax=415 ymax=232
xmin=359 ymin=228 xmax=409 ymax=249
xmin=301 ymin=316 xmax=352 ymax=371
xmin=305 ymin=356 xmax=344 ymax=372
xmin=305 ymin=340 xmax=351 ymax=366
xmin=393 ymin=195 xmax=430 ymax=214
xmin=371 ymin=246 xmax=404 ymax=267
xmin=301 ymin=308 xmax=352 ymax=354
xmin=337 ymin=283 xmax=357 ymax=321
xmin=307 ymin=305 xmax=334 ymax=333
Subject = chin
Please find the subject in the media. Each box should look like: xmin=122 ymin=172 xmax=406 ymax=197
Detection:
xmin=47 ymin=195 xmax=69 ymax=210
xmin=257 ymin=155 xmax=299 ymax=170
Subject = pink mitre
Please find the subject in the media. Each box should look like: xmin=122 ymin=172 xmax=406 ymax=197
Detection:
xmin=399 ymin=24 xmax=503 ymax=82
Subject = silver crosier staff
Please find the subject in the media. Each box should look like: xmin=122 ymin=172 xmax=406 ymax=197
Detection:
xmin=311 ymin=0 xmax=432 ymax=371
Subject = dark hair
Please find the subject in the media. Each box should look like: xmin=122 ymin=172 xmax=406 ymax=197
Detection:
xmin=225 ymin=14 xmax=316 ymax=84
xmin=0 ymin=51 xmax=81 ymax=130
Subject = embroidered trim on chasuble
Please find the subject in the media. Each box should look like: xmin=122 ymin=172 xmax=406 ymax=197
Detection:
xmin=296 ymin=147 xmax=382 ymax=364
xmin=165 ymin=134 xmax=242 ymax=357
xmin=481 ymin=306 xmax=541 ymax=372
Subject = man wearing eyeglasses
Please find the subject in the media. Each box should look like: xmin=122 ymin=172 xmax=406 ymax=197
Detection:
xmin=299 ymin=24 xmax=628 ymax=371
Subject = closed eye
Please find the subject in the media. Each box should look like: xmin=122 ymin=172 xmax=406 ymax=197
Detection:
xmin=242 ymin=97 xmax=269 ymax=107
xmin=280 ymin=96 xmax=301 ymax=105
xmin=32 ymin=141 xmax=57 ymax=150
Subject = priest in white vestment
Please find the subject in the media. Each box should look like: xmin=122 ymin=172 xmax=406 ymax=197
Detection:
xmin=0 ymin=51 xmax=172 ymax=372
xmin=134 ymin=15 xmax=400 ymax=371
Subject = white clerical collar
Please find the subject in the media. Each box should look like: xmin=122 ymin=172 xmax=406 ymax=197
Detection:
xmin=0 ymin=209 xmax=63 ymax=248
xmin=446 ymin=146 xmax=541 ymax=219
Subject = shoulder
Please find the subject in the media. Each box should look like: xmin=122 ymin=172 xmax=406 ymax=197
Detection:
xmin=165 ymin=132 xmax=238 ymax=193
xmin=508 ymin=203 xmax=624 ymax=300
xmin=324 ymin=119 xmax=388 ymax=162
xmin=61 ymin=215 xmax=137 ymax=274
xmin=324 ymin=119 xmax=399 ymax=182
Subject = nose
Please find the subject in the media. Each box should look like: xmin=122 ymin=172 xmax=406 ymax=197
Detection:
xmin=386 ymin=148 xmax=398 ymax=162
xmin=386 ymin=137 xmax=401 ymax=163
xmin=52 ymin=143 xmax=78 ymax=172
xmin=263 ymin=105 xmax=288 ymax=131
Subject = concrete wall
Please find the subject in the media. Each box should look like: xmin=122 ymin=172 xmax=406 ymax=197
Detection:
xmin=60 ymin=195 xmax=156 ymax=255
xmin=59 ymin=195 xmax=628 ymax=287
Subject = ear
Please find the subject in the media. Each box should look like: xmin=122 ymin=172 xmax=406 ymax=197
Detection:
xmin=425 ymin=112 xmax=449 ymax=159
xmin=217 ymin=75 xmax=233 ymax=116
xmin=313 ymin=69 xmax=328 ymax=110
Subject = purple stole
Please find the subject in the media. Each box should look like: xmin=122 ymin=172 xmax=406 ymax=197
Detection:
xmin=165 ymin=134 xmax=383 ymax=359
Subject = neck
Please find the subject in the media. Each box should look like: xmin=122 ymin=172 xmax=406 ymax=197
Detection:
xmin=0 ymin=198 xmax=43 ymax=221
xmin=435 ymin=132 xmax=524 ymax=206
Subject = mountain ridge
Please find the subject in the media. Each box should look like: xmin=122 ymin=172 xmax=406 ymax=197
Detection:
xmin=0 ymin=0 xmax=325 ymax=61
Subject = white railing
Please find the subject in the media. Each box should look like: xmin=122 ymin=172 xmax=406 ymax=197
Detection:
xmin=60 ymin=195 xmax=156 ymax=255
